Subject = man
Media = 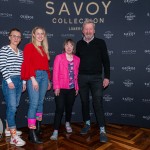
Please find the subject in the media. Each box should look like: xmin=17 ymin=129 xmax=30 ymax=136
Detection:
xmin=76 ymin=19 xmax=110 ymax=143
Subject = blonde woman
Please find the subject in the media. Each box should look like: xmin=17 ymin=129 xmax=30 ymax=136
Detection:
xmin=21 ymin=27 xmax=51 ymax=143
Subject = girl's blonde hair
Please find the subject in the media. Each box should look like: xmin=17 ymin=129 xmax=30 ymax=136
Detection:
xmin=31 ymin=26 xmax=50 ymax=60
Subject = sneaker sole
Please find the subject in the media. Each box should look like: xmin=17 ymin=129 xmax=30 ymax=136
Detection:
xmin=10 ymin=141 xmax=26 ymax=147
xmin=100 ymin=140 xmax=108 ymax=143
xmin=66 ymin=130 xmax=72 ymax=133
xmin=80 ymin=129 xmax=90 ymax=135
xmin=5 ymin=133 xmax=11 ymax=137
xmin=5 ymin=132 xmax=22 ymax=137
xmin=50 ymin=137 xmax=57 ymax=140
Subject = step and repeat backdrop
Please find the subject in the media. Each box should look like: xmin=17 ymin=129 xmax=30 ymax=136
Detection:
xmin=0 ymin=0 xmax=150 ymax=128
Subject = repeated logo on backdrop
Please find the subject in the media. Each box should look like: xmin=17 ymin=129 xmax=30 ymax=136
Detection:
xmin=18 ymin=0 xmax=34 ymax=4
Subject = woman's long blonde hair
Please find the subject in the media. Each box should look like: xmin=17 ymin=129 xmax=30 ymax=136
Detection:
xmin=31 ymin=26 xmax=50 ymax=60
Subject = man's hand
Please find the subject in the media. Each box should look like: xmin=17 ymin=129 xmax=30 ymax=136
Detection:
xmin=103 ymin=78 xmax=109 ymax=88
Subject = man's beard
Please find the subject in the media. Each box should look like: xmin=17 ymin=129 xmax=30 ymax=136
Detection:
xmin=85 ymin=34 xmax=93 ymax=40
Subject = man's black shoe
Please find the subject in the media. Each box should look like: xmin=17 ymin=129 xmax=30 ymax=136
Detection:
xmin=80 ymin=124 xmax=90 ymax=134
xmin=100 ymin=132 xmax=108 ymax=143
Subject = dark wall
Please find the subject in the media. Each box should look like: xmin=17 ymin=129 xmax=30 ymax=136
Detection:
xmin=0 ymin=0 xmax=150 ymax=128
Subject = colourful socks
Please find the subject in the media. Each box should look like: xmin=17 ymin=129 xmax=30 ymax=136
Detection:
xmin=28 ymin=119 xmax=36 ymax=129
xmin=36 ymin=113 xmax=43 ymax=121
xmin=10 ymin=128 xmax=16 ymax=137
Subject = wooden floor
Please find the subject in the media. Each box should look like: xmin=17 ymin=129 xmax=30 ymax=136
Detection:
xmin=0 ymin=123 xmax=150 ymax=150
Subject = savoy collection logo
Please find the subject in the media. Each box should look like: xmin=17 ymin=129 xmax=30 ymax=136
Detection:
xmin=125 ymin=12 xmax=136 ymax=21
xmin=123 ymin=0 xmax=138 ymax=3
xmin=122 ymin=66 xmax=135 ymax=72
xmin=46 ymin=1 xmax=111 ymax=16
xmin=104 ymin=31 xmax=114 ymax=39
xmin=122 ymin=50 xmax=136 ymax=55
xmin=123 ymin=79 xmax=134 ymax=87
xmin=46 ymin=1 xmax=111 ymax=25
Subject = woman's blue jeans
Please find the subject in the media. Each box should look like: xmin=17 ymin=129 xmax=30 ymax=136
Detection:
xmin=27 ymin=70 xmax=48 ymax=119
xmin=2 ymin=76 xmax=22 ymax=129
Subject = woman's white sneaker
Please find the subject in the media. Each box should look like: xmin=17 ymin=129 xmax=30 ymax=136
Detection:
xmin=10 ymin=135 xmax=26 ymax=146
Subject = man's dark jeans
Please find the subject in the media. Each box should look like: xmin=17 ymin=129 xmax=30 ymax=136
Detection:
xmin=78 ymin=74 xmax=105 ymax=127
